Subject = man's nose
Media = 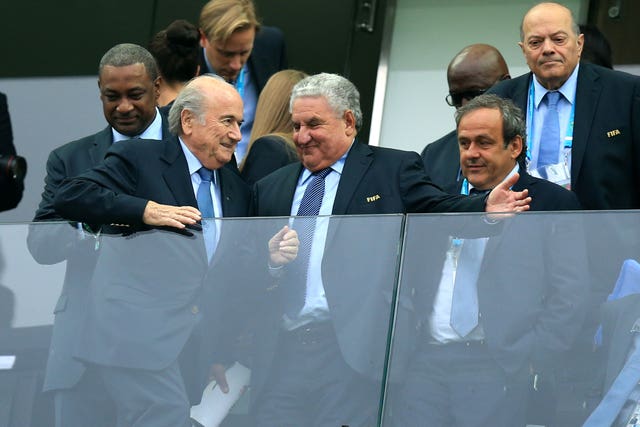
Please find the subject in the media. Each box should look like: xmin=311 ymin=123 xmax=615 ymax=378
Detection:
xmin=116 ymin=98 xmax=134 ymax=113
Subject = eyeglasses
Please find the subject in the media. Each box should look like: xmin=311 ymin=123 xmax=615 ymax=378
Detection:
xmin=445 ymin=89 xmax=489 ymax=108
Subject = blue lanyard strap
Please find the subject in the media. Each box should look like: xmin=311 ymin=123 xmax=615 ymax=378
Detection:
xmin=526 ymin=78 xmax=575 ymax=163
xmin=234 ymin=66 xmax=246 ymax=98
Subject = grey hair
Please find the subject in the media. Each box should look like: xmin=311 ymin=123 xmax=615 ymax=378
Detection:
xmin=168 ymin=74 xmax=226 ymax=135
xmin=455 ymin=94 xmax=527 ymax=163
xmin=289 ymin=73 xmax=363 ymax=131
xmin=519 ymin=2 xmax=581 ymax=41
xmin=99 ymin=43 xmax=159 ymax=81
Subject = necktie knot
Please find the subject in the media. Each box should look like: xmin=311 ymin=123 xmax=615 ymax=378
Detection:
xmin=198 ymin=167 xmax=214 ymax=184
xmin=469 ymin=187 xmax=490 ymax=197
xmin=546 ymin=91 xmax=560 ymax=108
xmin=313 ymin=168 xmax=332 ymax=179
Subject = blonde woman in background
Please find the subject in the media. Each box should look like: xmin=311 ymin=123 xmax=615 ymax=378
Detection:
xmin=240 ymin=69 xmax=307 ymax=185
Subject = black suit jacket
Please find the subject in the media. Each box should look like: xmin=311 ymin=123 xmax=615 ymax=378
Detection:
xmin=0 ymin=92 xmax=23 ymax=211
xmin=489 ymin=62 xmax=640 ymax=210
xmin=403 ymin=172 xmax=588 ymax=375
xmin=421 ymin=129 xmax=461 ymax=194
xmin=27 ymin=115 xmax=169 ymax=392
xmin=198 ymin=25 xmax=287 ymax=94
xmin=250 ymin=142 xmax=487 ymax=401
xmin=240 ymin=134 xmax=297 ymax=186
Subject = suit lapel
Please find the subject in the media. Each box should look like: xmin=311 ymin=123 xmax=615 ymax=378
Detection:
xmin=272 ymin=163 xmax=302 ymax=216
xmin=571 ymin=64 xmax=602 ymax=187
xmin=332 ymin=142 xmax=373 ymax=215
xmin=89 ymin=126 xmax=113 ymax=165
xmin=160 ymin=136 xmax=197 ymax=208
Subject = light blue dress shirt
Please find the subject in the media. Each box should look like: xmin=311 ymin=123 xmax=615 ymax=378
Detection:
xmin=528 ymin=64 xmax=579 ymax=170
xmin=111 ymin=107 xmax=164 ymax=142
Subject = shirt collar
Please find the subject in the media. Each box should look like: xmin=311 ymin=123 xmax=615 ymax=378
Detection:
xmin=533 ymin=63 xmax=579 ymax=108
xmin=179 ymin=136 xmax=217 ymax=185
xmin=111 ymin=107 xmax=163 ymax=142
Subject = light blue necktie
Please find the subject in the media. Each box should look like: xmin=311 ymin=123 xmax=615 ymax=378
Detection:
xmin=284 ymin=168 xmax=332 ymax=318
xmin=450 ymin=238 xmax=482 ymax=337
xmin=584 ymin=336 xmax=640 ymax=426
xmin=197 ymin=167 xmax=216 ymax=262
xmin=538 ymin=91 xmax=561 ymax=167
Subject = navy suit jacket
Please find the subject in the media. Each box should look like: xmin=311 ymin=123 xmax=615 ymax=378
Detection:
xmin=250 ymin=142 xmax=487 ymax=401
xmin=421 ymin=129 xmax=460 ymax=194
xmin=403 ymin=171 xmax=588 ymax=375
xmin=489 ymin=62 xmax=640 ymax=210
xmin=240 ymin=134 xmax=297 ymax=186
xmin=198 ymin=25 xmax=287 ymax=94
xmin=27 ymin=114 xmax=169 ymax=392
xmin=51 ymin=136 xmax=252 ymax=401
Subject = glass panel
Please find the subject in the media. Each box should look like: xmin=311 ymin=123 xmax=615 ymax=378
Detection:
xmin=383 ymin=210 xmax=640 ymax=427
xmin=1 ymin=215 xmax=404 ymax=427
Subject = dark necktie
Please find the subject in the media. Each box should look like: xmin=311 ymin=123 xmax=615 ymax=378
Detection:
xmin=197 ymin=167 xmax=216 ymax=262
xmin=584 ymin=334 xmax=640 ymax=426
xmin=538 ymin=91 xmax=561 ymax=167
xmin=284 ymin=168 xmax=332 ymax=318
xmin=469 ymin=187 xmax=490 ymax=197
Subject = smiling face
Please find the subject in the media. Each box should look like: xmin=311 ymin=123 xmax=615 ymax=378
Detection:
xmin=181 ymin=79 xmax=243 ymax=170
xmin=458 ymin=107 xmax=522 ymax=191
xmin=519 ymin=3 xmax=583 ymax=90
xmin=99 ymin=63 xmax=159 ymax=136
xmin=291 ymin=96 xmax=356 ymax=172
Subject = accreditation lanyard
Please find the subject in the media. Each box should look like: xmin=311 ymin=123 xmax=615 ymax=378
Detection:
xmin=234 ymin=65 xmax=246 ymax=98
xmin=526 ymin=80 xmax=575 ymax=167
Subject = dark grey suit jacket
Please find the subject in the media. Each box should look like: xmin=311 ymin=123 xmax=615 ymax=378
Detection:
xmin=421 ymin=129 xmax=461 ymax=194
xmin=27 ymin=115 xmax=169 ymax=392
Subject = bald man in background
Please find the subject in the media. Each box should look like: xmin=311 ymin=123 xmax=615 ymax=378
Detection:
xmin=421 ymin=44 xmax=510 ymax=192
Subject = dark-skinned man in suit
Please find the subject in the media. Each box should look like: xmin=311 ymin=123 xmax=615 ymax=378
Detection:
xmin=421 ymin=44 xmax=510 ymax=192
xmin=26 ymin=43 xmax=166 ymax=427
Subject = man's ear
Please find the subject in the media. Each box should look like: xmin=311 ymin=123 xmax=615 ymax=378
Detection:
xmin=199 ymin=29 xmax=208 ymax=49
xmin=509 ymin=135 xmax=523 ymax=159
xmin=181 ymin=109 xmax=194 ymax=136
xmin=343 ymin=110 xmax=356 ymax=136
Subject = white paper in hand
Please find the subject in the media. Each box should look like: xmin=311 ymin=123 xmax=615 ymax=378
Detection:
xmin=190 ymin=362 xmax=251 ymax=427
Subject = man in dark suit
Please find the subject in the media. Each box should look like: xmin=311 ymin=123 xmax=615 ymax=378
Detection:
xmin=392 ymin=94 xmax=588 ymax=427
xmin=422 ymin=44 xmax=510 ymax=192
xmin=26 ymin=43 xmax=166 ymax=427
xmin=0 ymin=92 xmax=24 ymax=212
xmin=251 ymin=73 xmax=531 ymax=426
xmin=198 ymin=0 xmax=287 ymax=164
xmin=489 ymin=2 xmax=640 ymax=210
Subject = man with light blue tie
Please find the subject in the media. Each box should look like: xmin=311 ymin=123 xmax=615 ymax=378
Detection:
xmin=53 ymin=75 xmax=297 ymax=427
xmin=393 ymin=94 xmax=588 ymax=427
xmin=489 ymin=2 xmax=640 ymax=210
